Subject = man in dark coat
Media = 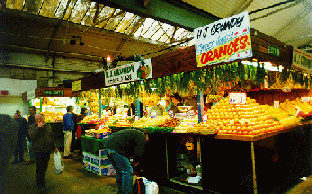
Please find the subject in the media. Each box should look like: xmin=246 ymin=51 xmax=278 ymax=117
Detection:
xmin=29 ymin=114 xmax=56 ymax=193
xmin=0 ymin=114 xmax=18 ymax=193
xmin=26 ymin=106 xmax=36 ymax=164
xmin=11 ymin=110 xmax=28 ymax=164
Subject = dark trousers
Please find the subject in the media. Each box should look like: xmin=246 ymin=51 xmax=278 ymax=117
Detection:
xmin=13 ymin=138 xmax=25 ymax=162
xmin=35 ymin=152 xmax=51 ymax=188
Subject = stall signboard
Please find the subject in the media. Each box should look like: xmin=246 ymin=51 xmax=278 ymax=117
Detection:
xmin=229 ymin=92 xmax=247 ymax=104
xmin=194 ymin=11 xmax=252 ymax=67
xmin=43 ymin=90 xmax=64 ymax=96
xmin=105 ymin=58 xmax=152 ymax=86
xmin=292 ymin=48 xmax=312 ymax=74
xmin=72 ymin=80 xmax=81 ymax=92
xmin=27 ymin=89 xmax=36 ymax=100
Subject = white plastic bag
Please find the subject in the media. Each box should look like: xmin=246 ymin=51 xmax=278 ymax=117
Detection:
xmin=54 ymin=151 xmax=64 ymax=175
xmin=142 ymin=177 xmax=159 ymax=194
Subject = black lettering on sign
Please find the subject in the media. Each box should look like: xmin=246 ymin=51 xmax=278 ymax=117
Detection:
xmin=211 ymin=16 xmax=244 ymax=36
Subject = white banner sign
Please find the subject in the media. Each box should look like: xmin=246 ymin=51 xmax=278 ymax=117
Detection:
xmin=293 ymin=48 xmax=312 ymax=74
xmin=27 ymin=89 xmax=36 ymax=100
xmin=105 ymin=58 xmax=152 ymax=86
xmin=194 ymin=11 xmax=252 ymax=67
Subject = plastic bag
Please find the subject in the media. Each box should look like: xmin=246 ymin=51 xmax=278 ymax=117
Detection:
xmin=142 ymin=177 xmax=159 ymax=194
xmin=54 ymin=151 xmax=64 ymax=175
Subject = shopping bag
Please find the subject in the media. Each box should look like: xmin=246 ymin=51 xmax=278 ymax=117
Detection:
xmin=54 ymin=151 xmax=64 ymax=175
xmin=142 ymin=177 xmax=159 ymax=194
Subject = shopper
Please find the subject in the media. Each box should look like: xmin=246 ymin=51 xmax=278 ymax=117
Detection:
xmin=26 ymin=106 xmax=36 ymax=164
xmin=76 ymin=108 xmax=87 ymax=156
xmin=104 ymin=129 xmax=149 ymax=194
xmin=63 ymin=105 xmax=74 ymax=159
xmin=11 ymin=110 xmax=28 ymax=164
xmin=28 ymin=114 xmax=56 ymax=193
xmin=71 ymin=112 xmax=78 ymax=153
xmin=0 ymin=114 xmax=18 ymax=193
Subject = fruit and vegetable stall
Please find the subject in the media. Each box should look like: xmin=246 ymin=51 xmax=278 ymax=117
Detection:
xmin=70 ymin=27 xmax=312 ymax=194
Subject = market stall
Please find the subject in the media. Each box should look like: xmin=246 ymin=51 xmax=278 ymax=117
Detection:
xmin=69 ymin=12 xmax=312 ymax=194
xmin=28 ymin=87 xmax=79 ymax=149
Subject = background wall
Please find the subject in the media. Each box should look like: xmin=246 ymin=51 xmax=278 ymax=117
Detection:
xmin=0 ymin=78 xmax=37 ymax=117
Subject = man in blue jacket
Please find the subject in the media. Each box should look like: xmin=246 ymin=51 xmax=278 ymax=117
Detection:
xmin=63 ymin=106 xmax=74 ymax=159
xmin=105 ymin=129 xmax=149 ymax=194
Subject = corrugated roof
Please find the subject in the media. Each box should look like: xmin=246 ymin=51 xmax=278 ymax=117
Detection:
xmin=4 ymin=0 xmax=193 ymax=47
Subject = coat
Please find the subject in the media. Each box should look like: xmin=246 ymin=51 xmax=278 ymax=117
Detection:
xmin=28 ymin=123 xmax=55 ymax=153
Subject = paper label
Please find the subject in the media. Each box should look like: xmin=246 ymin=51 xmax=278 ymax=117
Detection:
xmin=229 ymin=93 xmax=247 ymax=104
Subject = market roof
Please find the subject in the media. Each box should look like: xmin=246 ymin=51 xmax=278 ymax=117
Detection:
xmin=1 ymin=0 xmax=195 ymax=63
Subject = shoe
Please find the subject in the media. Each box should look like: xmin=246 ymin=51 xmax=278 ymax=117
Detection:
xmin=26 ymin=161 xmax=35 ymax=165
xmin=11 ymin=161 xmax=19 ymax=164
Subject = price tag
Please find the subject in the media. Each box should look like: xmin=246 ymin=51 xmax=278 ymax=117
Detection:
xmin=229 ymin=93 xmax=247 ymax=104
xmin=122 ymin=113 xmax=127 ymax=119
xmin=202 ymin=115 xmax=207 ymax=122
xmin=151 ymin=112 xmax=156 ymax=118
xmin=135 ymin=116 xmax=139 ymax=121
xmin=301 ymin=97 xmax=312 ymax=102
xmin=282 ymin=87 xmax=291 ymax=92
xmin=274 ymin=101 xmax=279 ymax=108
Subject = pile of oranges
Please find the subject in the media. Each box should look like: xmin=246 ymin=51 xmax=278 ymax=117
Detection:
xmin=204 ymin=97 xmax=285 ymax=136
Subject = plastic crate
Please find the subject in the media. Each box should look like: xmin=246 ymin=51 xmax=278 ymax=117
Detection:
xmin=82 ymin=151 xmax=91 ymax=162
xmin=99 ymin=149 xmax=107 ymax=158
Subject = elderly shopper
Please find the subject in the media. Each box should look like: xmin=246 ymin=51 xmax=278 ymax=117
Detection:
xmin=28 ymin=114 xmax=56 ymax=193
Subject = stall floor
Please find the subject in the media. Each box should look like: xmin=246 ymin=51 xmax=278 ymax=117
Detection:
xmin=2 ymin=151 xmax=312 ymax=194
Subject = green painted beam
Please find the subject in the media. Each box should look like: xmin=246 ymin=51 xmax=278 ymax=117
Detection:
xmin=96 ymin=0 xmax=219 ymax=30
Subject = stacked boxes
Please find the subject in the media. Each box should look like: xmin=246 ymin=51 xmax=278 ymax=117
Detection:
xmin=82 ymin=149 xmax=115 ymax=176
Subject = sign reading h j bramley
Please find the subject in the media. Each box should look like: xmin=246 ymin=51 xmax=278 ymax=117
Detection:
xmin=194 ymin=11 xmax=252 ymax=67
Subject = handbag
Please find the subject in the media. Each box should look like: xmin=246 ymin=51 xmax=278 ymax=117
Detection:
xmin=54 ymin=151 xmax=64 ymax=175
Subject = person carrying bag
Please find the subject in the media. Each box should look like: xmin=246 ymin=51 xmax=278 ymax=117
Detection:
xmin=28 ymin=114 xmax=57 ymax=193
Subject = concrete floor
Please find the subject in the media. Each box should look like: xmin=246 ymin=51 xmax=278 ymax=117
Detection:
xmin=2 ymin=151 xmax=312 ymax=194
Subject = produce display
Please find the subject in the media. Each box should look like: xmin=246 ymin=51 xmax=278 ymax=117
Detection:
xmin=113 ymin=119 xmax=131 ymax=127
xmin=263 ymin=105 xmax=300 ymax=127
xmin=204 ymin=97 xmax=286 ymax=135
xmin=41 ymin=110 xmax=64 ymax=122
xmin=279 ymin=98 xmax=312 ymax=116
xmin=158 ymin=117 xmax=180 ymax=128
xmin=132 ymin=116 xmax=170 ymax=128
xmin=81 ymin=114 xmax=100 ymax=124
